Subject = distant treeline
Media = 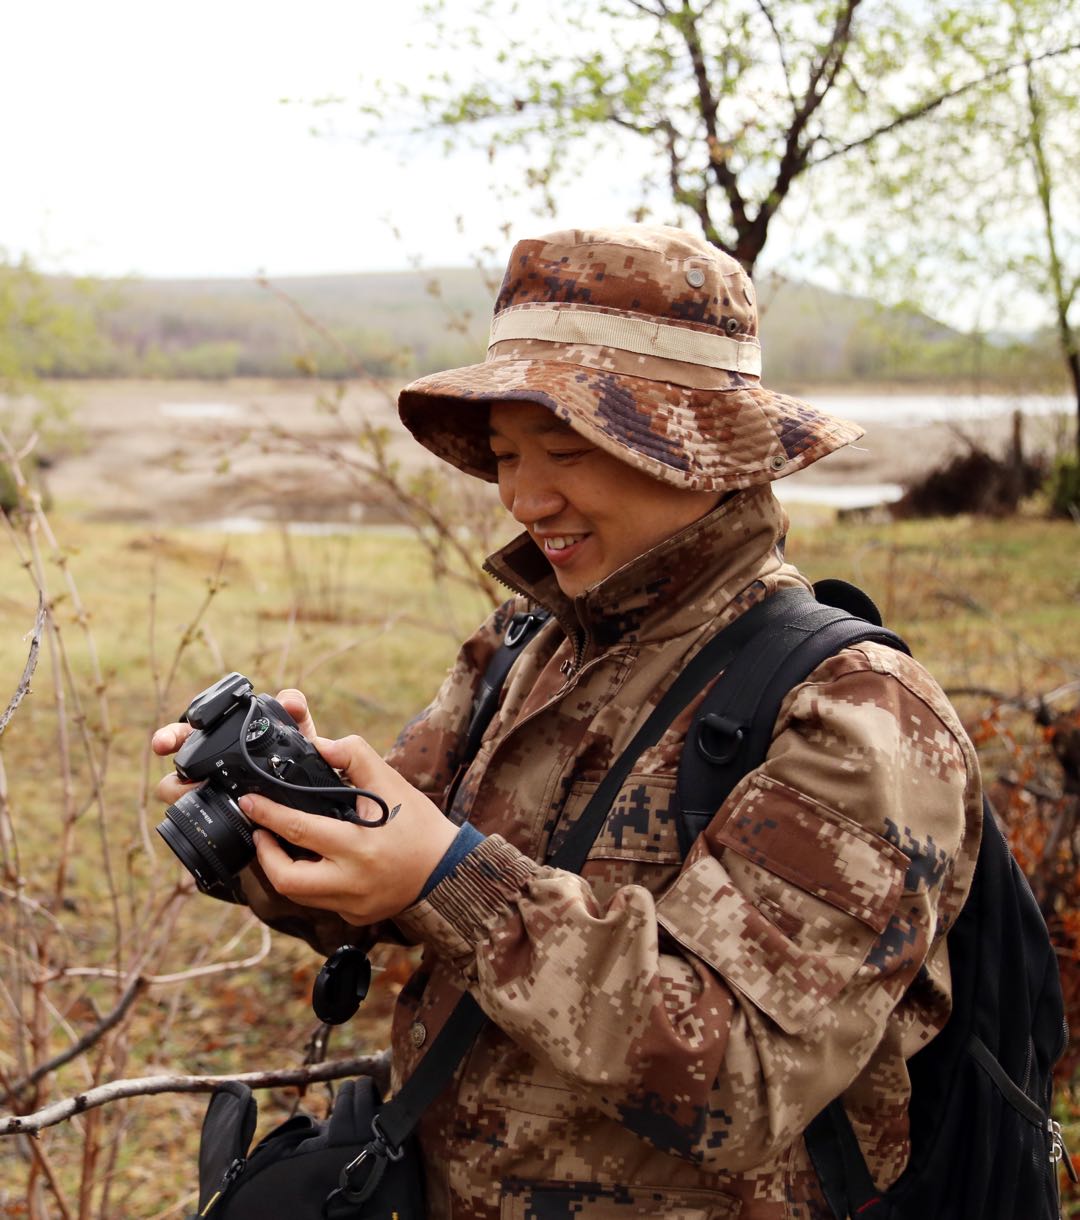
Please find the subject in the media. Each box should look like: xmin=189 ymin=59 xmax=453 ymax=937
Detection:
xmin=34 ymin=267 xmax=1063 ymax=390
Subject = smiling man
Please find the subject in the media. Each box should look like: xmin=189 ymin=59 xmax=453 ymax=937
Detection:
xmin=487 ymin=403 xmax=722 ymax=597
xmin=156 ymin=225 xmax=982 ymax=1219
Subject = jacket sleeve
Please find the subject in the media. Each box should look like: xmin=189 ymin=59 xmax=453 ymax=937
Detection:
xmin=230 ymin=598 xmax=521 ymax=955
xmin=393 ymin=642 xmax=983 ymax=1172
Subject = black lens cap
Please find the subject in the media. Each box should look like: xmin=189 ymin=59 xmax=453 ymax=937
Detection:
xmin=312 ymin=946 xmax=372 ymax=1025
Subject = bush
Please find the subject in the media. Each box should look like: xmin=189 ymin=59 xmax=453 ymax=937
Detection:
xmin=1046 ymin=452 xmax=1080 ymax=518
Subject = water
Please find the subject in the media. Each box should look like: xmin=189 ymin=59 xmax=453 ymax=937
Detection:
xmin=773 ymin=481 xmax=904 ymax=509
xmin=812 ymin=392 xmax=1071 ymax=426
xmin=159 ymin=401 xmax=245 ymax=420
xmin=176 ymin=388 xmax=1071 ymax=522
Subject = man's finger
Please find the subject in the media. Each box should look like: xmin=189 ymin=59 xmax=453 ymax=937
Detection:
xmin=276 ymin=689 xmax=317 ymax=741
xmin=252 ymin=828 xmax=372 ymax=906
xmin=151 ymin=723 xmax=193 ymax=756
xmin=240 ymin=793 xmax=356 ymax=854
xmin=315 ymin=735 xmax=384 ymax=786
xmin=155 ymin=773 xmax=201 ymax=805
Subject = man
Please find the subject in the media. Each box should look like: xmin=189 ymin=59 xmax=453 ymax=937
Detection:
xmin=156 ymin=225 xmax=982 ymax=1218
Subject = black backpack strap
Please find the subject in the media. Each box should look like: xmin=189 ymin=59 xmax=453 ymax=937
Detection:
xmin=368 ymin=585 xmax=908 ymax=1195
xmin=364 ymin=589 xmax=820 ymax=1166
xmin=669 ymin=581 xmax=909 ymax=1220
xmin=463 ymin=608 xmax=550 ymax=764
xmin=444 ymin=608 xmax=550 ymax=814
xmin=547 ymin=588 xmax=818 ymax=874
xmin=805 ymin=1100 xmax=884 ymax=1218
xmin=676 ymin=586 xmax=909 ymax=852
xmin=368 ymin=992 xmax=488 ymax=1154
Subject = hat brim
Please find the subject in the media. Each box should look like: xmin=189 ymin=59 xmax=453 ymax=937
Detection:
xmin=398 ymin=358 xmax=862 ymax=493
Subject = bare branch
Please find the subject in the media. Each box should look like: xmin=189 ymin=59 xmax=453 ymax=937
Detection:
xmin=5 ymin=975 xmax=148 ymax=1100
xmin=811 ymin=40 xmax=1080 ymax=168
xmin=676 ymin=0 xmax=750 ymax=236
xmin=1 ymin=1055 xmax=390 ymax=1135
xmin=257 ymin=276 xmax=396 ymax=402
xmin=747 ymin=0 xmax=861 ymax=261
xmin=753 ymin=0 xmax=795 ymax=109
xmin=0 ymin=595 xmax=45 ymax=738
xmin=58 ymin=921 xmax=272 ymax=986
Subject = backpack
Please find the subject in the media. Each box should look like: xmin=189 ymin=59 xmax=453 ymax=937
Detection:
xmin=483 ymin=581 xmax=1073 ymax=1219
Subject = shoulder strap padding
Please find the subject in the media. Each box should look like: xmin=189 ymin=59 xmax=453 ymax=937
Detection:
xmin=676 ymin=587 xmax=909 ymax=852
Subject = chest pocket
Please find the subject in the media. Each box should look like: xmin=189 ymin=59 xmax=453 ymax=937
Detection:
xmin=555 ymin=775 xmax=685 ymax=902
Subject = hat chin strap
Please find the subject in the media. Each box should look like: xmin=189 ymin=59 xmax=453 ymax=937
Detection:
xmin=488 ymin=303 xmax=762 ymax=377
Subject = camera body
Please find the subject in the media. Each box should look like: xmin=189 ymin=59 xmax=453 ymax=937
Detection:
xmin=156 ymin=672 xmax=356 ymax=899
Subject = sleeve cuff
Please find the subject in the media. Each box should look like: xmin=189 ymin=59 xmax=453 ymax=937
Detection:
xmin=419 ymin=823 xmax=486 ymax=899
xmin=396 ymin=835 xmax=544 ymax=965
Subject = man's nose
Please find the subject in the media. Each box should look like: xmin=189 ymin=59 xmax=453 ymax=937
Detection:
xmin=506 ymin=463 xmax=565 ymax=526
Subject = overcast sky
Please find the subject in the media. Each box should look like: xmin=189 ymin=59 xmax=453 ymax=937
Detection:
xmin=2 ymin=0 xmax=651 ymax=280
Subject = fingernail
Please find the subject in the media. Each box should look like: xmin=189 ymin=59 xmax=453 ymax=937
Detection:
xmin=239 ymin=796 xmax=253 ymax=814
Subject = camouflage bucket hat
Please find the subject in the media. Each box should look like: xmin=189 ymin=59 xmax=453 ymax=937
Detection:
xmin=397 ymin=225 xmax=862 ymax=492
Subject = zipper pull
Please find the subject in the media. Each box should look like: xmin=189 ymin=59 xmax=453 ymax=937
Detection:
xmin=1049 ymin=1118 xmax=1079 ymax=1183
xmin=199 ymin=1157 xmax=246 ymax=1215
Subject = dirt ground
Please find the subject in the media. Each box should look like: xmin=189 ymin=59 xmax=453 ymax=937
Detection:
xmin=27 ymin=378 xmax=1064 ymax=526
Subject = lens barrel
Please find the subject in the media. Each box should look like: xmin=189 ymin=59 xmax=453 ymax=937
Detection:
xmin=156 ymin=785 xmax=256 ymax=893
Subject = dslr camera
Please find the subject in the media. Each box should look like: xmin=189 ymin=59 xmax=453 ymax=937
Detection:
xmin=156 ymin=672 xmax=388 ymax=901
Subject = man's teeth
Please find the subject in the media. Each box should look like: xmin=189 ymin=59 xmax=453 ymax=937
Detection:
xmin=545 ymin=536 xmax=584 ymax=551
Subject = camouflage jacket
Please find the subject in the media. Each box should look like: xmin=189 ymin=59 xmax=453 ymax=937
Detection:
xmin=303 ymin=486 xmax=982 ymax=1219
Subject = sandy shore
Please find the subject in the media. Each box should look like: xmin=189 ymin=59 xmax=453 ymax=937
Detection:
xmin=23 ymin=379 xmax=1070 ymax=526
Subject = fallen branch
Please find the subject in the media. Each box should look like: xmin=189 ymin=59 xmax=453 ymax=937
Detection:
xmin=0 ymin=1053 xmax=389 ymax=1135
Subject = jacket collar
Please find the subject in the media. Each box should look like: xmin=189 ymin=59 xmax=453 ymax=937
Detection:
xmin=483 ymin=485 xmax=800 ymax=649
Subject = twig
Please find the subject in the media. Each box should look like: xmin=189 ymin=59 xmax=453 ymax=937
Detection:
xmin=58 ymin=921 xmax=272 ymax=985
xmin=21 ymin=1133 xmax=75 ymax=1220
xmin=945 ymin=680 xmax=1080 ymax=712
xmin=6 ymin=975 xmax=148 ymax=1100
xmin=1 ymin=1054 xmax=389 ymax=1135
xmin=0 ymin=595 xmax=46 ymax=738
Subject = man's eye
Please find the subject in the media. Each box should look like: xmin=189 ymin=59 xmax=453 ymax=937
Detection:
xmin=549 ymin=449 xmax=592 ymax=462
xmin=491 ymin=451 xmax=517 ymax=465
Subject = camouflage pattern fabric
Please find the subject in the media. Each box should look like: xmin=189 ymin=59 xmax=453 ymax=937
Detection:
xmin=397 ymin=226 xmax=863 ymax=494
xmin=370 ymin=485 xmax=982 ymax=1219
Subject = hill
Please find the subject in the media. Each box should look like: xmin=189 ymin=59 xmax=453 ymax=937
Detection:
xmin=43 ymin=267 xmax=1048 ymax=388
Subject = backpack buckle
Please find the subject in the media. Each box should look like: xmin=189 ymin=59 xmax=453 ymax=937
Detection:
xmin=696 ymin=713 xmax=745 ymax=765
xmin=1050 ymin=1118 xmax=1079 ymax=1182
xmin=504 ymin=611 xmax=542 ymax=648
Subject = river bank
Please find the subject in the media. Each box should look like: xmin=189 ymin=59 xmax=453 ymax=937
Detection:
xmin=24 ymin=379 xmax=1075 ymax=526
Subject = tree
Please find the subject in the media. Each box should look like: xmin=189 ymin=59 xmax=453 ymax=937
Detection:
xmin=0 ymin=253 xmax=100 ymax=469
xmin=368 ymin=0 xmax=1079 ymax=276
xmin=816 ymin=0 xmax=1079 ymax=496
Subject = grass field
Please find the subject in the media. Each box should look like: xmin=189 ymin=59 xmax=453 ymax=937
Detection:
xmin=0 ymin=502 xmax=1077 ymax=1215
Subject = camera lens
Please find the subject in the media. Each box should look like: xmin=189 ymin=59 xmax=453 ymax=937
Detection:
xmin=156 ymin=785 xmax=256 ymax=894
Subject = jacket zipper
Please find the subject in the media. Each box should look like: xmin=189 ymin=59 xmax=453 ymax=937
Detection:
xmin=198 ymin=1156 xmax=245 ymax=1215
xmin=485 ymin=567 xmax=589 ymax=678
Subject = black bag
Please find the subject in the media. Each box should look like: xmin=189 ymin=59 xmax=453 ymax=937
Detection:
xmin=669 ymin=581 xmax=1074 ymax=1219
xmin=191 ymin=1076 xmax=423 ymax=1218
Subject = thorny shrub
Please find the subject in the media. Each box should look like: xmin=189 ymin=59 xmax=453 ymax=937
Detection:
xmin=968 ymin=694 xmax=1080 ymax=1201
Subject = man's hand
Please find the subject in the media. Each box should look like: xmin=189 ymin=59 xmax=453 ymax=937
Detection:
xmin=152 ymin=687 xmax=317 ymax=804
xmin=241 ymin=733 xmax=457 ymax=924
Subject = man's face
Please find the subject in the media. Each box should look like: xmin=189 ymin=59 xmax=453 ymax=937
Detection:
xmin=488 ymin=401 xmax=721 ymax=599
